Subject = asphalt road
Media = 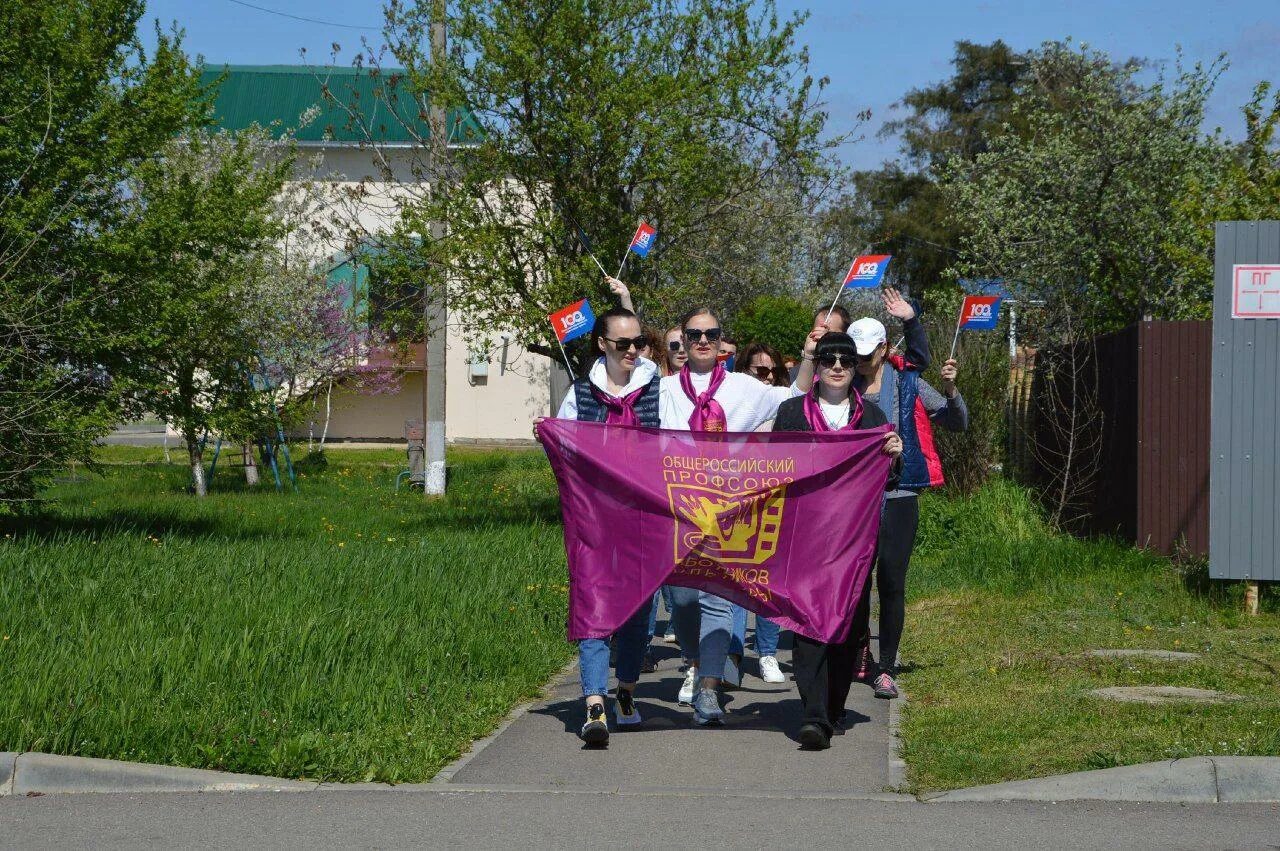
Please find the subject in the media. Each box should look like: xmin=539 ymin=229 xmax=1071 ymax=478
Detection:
xmin=3 ymin=790 xmax=1278 ymax=849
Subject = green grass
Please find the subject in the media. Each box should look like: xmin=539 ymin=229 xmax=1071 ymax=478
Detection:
xmin=4 ymin=448 xmax=1277 ymax=789
xmin=900 ymin=480 xmax=1280 ymax=792
xmin=0 ymin=444 xmax=570 ymax=783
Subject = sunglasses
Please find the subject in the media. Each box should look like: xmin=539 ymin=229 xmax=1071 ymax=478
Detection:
xmin=818 ymin=354 xmax=855 ymax=369
xmin=683 ymin=327 xmax=723 ymax=344
xmin=667 ymin=340 xmax=685 ymax=353
xmin=604 ymin=336 xmax=647 ymax=352
xmin=751 ymin=366 xmax=774 ymax=381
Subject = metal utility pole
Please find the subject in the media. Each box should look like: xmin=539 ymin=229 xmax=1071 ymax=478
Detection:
xmin=423 ymin=0 xmax=448 ymax=496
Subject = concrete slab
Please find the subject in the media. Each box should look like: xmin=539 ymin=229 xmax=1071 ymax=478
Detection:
xmin=0 ymin=752 xmax=16 ymax=796
xmin=12 ymin=753 xmax=319 ymax=795
xmin=1090 ymin=686 xmax=1244 ymax=705
xmin=925 ymin=758 xmax=1218 ymax=803
xmin=1212 ymin=757 xmax=1280 ymax=803
xmin=446 ymin=637 xmax=894 ymax=794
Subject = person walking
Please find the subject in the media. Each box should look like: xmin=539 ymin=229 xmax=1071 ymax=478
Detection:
xmin=848 ymin=316 xmax=966 ymax=701
xmin=659 ymin=308 xmax=818 ymax=725
xmin=730 ymin=342 xmax=793 ymax=683
xmin=542 ymin=306 xmax=662 ymax=745
xmin=772 ymin=331 xmax=903 ymax=749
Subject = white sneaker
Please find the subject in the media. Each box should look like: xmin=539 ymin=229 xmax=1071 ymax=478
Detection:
xmin=678 ymin=665 xmax=698 ymax=705
xmin=662 ymin=628 xmax=677 ymax=643
xmin=759 ymin=656 xmax=785 ymax=683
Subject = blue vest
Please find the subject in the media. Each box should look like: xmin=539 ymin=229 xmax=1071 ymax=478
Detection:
xmin=861 ymin=363 xmax=935 ymax=490
xmin=572 ymin=375 xmax=661 ymax=426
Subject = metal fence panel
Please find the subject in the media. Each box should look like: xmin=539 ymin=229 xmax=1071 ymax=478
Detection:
xmin=1210 ymin=221 xmax=1280 ymax=581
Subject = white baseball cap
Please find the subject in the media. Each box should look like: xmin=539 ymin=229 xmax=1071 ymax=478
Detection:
xmin=848 ymin=317 xmax=887 ymax=355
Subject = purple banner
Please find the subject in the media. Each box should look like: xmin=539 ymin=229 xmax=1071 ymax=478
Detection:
xmin=537 ymin=419 xmax=892 ymax=644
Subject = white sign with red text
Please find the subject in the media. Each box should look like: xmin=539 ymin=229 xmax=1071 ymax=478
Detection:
xmin=1232 ymin=265 xmax=1280 ymax=318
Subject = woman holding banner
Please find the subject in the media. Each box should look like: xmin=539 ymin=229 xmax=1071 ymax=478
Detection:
xmin=773 ymin=331 xmax=904 ymax=749
xmin=659 ymin=307 xmax=818 ymax=725
xmin=544 ymin=305 xmax=662 ymax=745
xmin=848 ymin=315 xmax=967 ymax=701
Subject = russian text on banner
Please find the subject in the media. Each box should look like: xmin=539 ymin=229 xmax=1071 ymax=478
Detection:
xmin=537 ymin=419 xmax=892 ymax=644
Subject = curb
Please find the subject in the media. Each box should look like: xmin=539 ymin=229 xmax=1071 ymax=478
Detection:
xmin=885 ymin=690 xmax=908 ymax=793
xmin=920 ymin=757 xmax=1280 ymax=804
xmin=5 ymin=752 xmax=316 ymax=796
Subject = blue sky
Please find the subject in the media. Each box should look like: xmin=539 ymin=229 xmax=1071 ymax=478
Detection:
xmin=144 ymin=0 xmax=1279 ymax=170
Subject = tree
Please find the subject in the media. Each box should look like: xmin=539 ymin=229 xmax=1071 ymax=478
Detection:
xmin=343 ymin=0 xmax=843 ymax=353
xmin=825 ymin=41 xmax=1033 ymax=297
xmin=943 ymin=42 xmax=1228 ymax=333
xmin=0 ymin=0 xmax=204 ymax=506
xmin=732 ymin=295 xmax=814 ymax=360
xmin=122 ymin=128 xmax=302 ymax=496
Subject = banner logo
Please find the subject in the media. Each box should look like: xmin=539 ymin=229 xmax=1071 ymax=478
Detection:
xmin=668 ymin=482 xmax=786 ymax=566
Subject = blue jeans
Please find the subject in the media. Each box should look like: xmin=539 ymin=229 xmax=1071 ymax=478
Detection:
xmin=579 ymin=595 xmax=654 ymax=697
xmin=730 ymin=604 xmax=781 ymax=658
xmin=667 ymin=586 xmax=732 ymax=680
xmin=646 ymin=585 xmax=677 ymax=641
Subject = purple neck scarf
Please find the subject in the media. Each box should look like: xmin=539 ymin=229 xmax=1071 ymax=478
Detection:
xmin=679 ymin=364 xmax=727 ymax=432
xmin=590 ymin=382 xmax=647 ymax=426
xmin=802 ymin=383 xmax=865 ymax=433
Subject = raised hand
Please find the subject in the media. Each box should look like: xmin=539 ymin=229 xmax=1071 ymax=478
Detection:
xmin=881 ymin=287 xmax=915 ymax=322
xmin=606 ymin=276 xmax=634 ymax=312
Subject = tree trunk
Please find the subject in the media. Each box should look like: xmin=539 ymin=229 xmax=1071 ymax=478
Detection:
xmin=187 ymin=438 xmax=207 ymax=497
xmin=243 ymin=441 xmax=260 ymax=486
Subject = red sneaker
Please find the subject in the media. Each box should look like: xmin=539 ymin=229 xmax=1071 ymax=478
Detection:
xmin=854 ymin=642 xmax=876 ymax=682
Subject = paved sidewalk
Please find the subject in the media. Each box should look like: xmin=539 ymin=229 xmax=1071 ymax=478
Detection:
xmin=446 ymin=634 xmax=896 ymax=794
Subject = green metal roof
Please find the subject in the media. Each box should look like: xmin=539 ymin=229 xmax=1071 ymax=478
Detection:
xmin=199 ymin=65 xmax=482 ymax=145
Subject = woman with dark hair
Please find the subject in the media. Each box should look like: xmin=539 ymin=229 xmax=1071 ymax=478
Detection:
xmin=772 ymin=331 xmax=903 ymax=749
xmin=737 ymin=342 xmax=791 ymax=389
xmin=658 ymin=307 xmax=819 ymax=725
xmin=540 ymin=306 xmax=661 ymax=746
xmin=847 ymin=315 xmax=967 ymax=701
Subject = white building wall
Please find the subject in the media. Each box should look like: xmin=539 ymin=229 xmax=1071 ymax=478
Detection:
xmin=294 ymin=144 xmax=550 ymax=444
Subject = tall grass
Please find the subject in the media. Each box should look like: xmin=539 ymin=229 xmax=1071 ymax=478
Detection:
xmin=0 ymin=447 xmax=572 ymax=782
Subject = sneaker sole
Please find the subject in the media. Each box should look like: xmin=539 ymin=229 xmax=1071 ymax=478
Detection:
xmin=614 ymin=710 xmax=643 ymax=726
xmin=580 ymin=725 xmax=610 ymax=746
xmin=874 ymin=690 xmax=898 ymax=700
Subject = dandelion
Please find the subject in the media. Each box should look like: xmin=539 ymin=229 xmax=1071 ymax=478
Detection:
xmin=338 ymin=542 xmax=346 ymax=548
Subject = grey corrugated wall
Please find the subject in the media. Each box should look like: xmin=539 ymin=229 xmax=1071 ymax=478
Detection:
xmin=1210 ymin=221 xmax=1280 ymax=581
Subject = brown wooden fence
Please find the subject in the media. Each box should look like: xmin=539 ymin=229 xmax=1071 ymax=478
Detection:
xmin=1011 ymin=320 xmax=1211 ymax=556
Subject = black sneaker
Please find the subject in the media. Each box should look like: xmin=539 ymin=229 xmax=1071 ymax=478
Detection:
xmin=614 ymin=688 xmax=642 ymax=727
xmin=641 ymin=652 xmax=657 ymax=673
xmin=798 ymin=722 xmax=831 ymax=750
xmin=579 ymin=703 xmax=609 ymax=745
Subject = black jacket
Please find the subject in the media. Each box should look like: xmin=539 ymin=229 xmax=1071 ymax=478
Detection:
xmin=773 ymin=394 xmax=902 ymax=491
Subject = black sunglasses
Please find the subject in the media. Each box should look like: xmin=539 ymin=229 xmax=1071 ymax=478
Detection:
xmin=819 ymin=354 xmax=855 ymax=369
xmin=751 ymin=365 xmax=774 ymax=380
xmin=667 ymin=340 xmax=684 ymax=353
xmin=604 ymin=336 xmax=647 ymax=352
xmin=683 ymin=327 xmax=723 ymax=344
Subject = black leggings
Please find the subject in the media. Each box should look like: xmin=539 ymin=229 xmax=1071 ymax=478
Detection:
xmin=852 ymin=494 xmax=919 ymax=674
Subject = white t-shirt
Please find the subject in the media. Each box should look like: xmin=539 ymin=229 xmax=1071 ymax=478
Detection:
xmin=818 ymin=398 xmax=852 ymax=430
xmin=555 ymin=356 xmax=660 ymax=419
xmin=658 ymin=369 xmax=800 ymax=432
